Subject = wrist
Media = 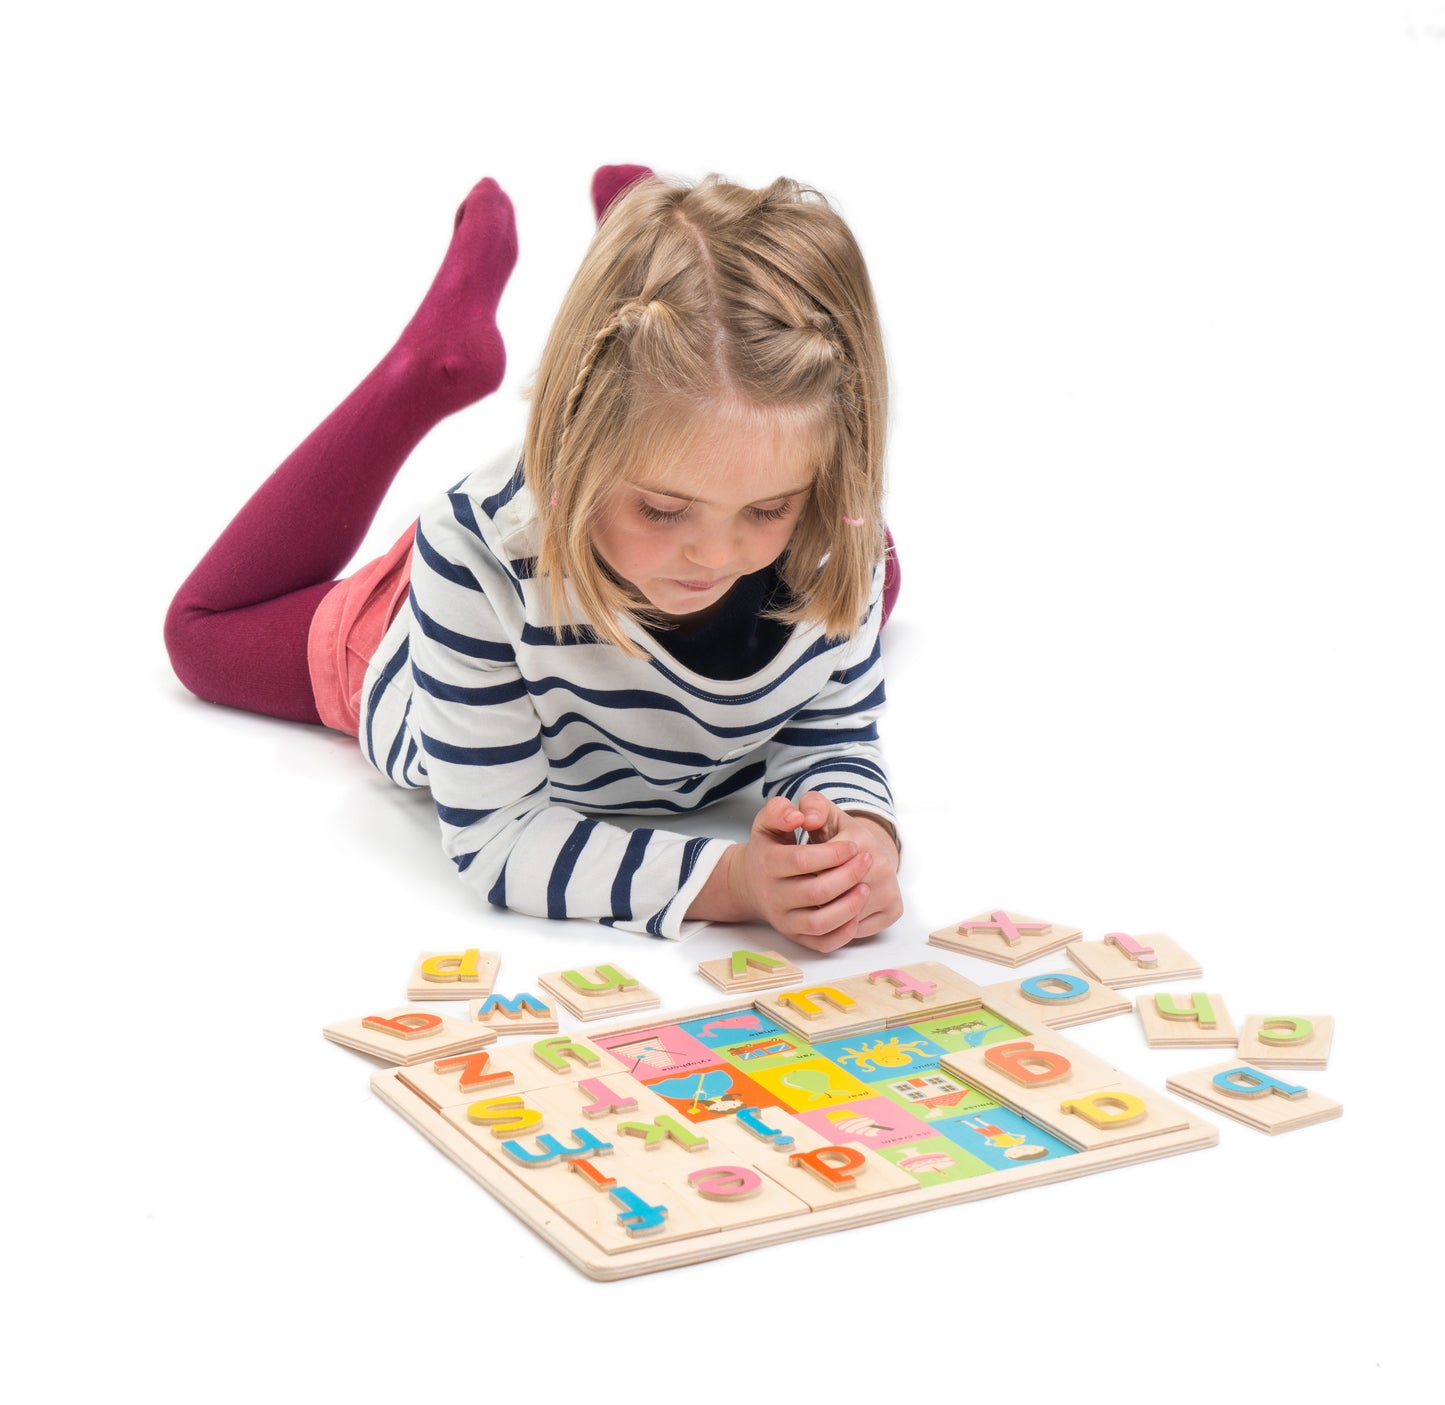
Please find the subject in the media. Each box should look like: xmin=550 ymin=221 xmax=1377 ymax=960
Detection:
xmin=843 ymin=810 xmax=900 ymax=861
xmin=686 ymin=841 xmax=756 ymax=923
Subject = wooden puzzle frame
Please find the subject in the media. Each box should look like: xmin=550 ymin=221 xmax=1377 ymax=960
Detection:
xmin=371 ymin=965 xmax=1219 ymax=1279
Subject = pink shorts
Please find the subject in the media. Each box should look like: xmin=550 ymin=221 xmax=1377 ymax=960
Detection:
xmin=306 ymin=522 xmax=416 ymax=737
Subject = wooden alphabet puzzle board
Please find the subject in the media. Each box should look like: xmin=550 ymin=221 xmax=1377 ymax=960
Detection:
xmin=371 ymin=961 xmax=1217 ymax=1278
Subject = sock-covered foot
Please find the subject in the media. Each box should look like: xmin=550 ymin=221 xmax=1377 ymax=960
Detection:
xmin=591 ymin=164 xmax=654 ymax=225
xmin=391 ymin=176 xmax=518 ymax=413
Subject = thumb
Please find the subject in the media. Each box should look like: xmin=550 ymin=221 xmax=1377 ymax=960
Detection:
xmin=752 ymin=795 xmax=809 ymax=843
xmin=796 ymin=791 xmax=843 ymax=843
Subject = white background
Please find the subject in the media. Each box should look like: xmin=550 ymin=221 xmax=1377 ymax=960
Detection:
xmin=6 ymin=1 xmax=1441 ymax=1395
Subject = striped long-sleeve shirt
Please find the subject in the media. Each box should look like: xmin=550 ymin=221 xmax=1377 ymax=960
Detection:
xmin=359 ymin=447 xmax=895 ymax=939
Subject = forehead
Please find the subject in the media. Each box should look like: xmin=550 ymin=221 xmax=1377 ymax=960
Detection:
xmin=631 ymin=408 xmax=823 ymax=503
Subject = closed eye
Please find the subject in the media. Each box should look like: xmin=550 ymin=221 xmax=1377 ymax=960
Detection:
xmin=635 ymin=496 xmax=800 ymax=525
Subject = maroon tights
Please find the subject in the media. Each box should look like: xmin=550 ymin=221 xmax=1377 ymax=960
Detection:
xmin=163 ymin=175 xmax=526 ymax=723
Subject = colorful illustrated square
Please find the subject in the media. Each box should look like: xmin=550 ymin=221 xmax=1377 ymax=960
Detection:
xmin=875 ymin=1134 xmax=994 ymax=1185
xmin=933 ymin=1106 xmax=1077 ymax=1171
xmin=594 ymin=1023 xmax=716 ymax=1077
xmin=876 ymin=1067 xmax=998 ymax=1121
xmin=717 ymin=1030 xmax=814 ymax=1071
xmin=794 ymin=1095 xmax=936 ymax=1150
xmin=748 ymin=1056 xmax=873 ymax=1111
xmin=812 ymin=1029 xmax=948 ymax=1082
xmin=916 ymin=1007 xmax=1027 ymax=1053
xmin=678 ymin=1009 xmax=787 ymax=1049
xmin=641 ymin=1064 xmax=778 ymax=1123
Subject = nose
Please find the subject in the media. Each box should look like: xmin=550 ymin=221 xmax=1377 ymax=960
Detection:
xmin=683 ymin=525 xmax=738 ymax=573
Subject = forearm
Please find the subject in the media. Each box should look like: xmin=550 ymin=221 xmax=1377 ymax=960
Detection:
xmin=685 ymin=842 xmax=751 ymax=924
xmin=444 ymin=798 xmax=732 ymax=938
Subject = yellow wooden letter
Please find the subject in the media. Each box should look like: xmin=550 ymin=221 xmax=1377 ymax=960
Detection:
xmin=420 ymin=949 xmax=481 ymax=983
xmin=779 ymin=986 xmax=856 ymax=1018
xmin=466 ymin=1095 xmax=543 ymax=1138
xmin=1060 ymin=1091 xmax=1147 ymax=1128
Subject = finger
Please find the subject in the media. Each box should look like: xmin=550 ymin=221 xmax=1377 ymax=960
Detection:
xmin=752 ymin=795 xmax=809 ymax=842
xmin=766 ymin=837 xmax=860 ymax=878
xmin=789 ymin=921 xmax=861 ymax=954
xmin=796 ymin=791 xmax=842 ymax=842
xmin=852 ymin=897 xmax=903 ymax=940
xmin=852 ymin=909 xmax=895 ymax=940
xmin=790 ymin=849 xmax=874 ymax=908
xmin=784 ymin=881 xmax=870 ymax=940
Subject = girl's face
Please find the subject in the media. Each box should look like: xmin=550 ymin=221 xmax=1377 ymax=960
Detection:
xmin=592 ymin=416 xmax=816 ymax=621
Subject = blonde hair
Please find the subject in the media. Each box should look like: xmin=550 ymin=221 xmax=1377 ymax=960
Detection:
xmin=525 ymin=174 xmax=888 ymax=654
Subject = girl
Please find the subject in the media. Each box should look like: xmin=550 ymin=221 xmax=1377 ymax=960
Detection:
xmin=166 ymin=167 xmax=901 ymax=952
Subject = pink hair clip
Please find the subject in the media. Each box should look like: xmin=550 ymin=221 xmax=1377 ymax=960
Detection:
xmin=842 ymin=515 xmax=866 ymax=527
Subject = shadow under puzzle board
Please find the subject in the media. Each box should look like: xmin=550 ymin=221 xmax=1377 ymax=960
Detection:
xmin=370 ymin=961 xmax=1218 ymax=1279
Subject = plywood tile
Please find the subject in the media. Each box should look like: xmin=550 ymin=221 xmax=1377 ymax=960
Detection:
xmin=1066 ymin=932 xmax=1201 ymax=989
xmin=869 ymin=961 xmax=985 ymax=1023
xmin=942 ymin=1037 xmax=1123 ymax=1108
xmin=392 ymin=1035 xmax=629 ymax=1105
xmin=538 ymin=964 xmax=660 ymax=1020
xmin=753 ymin=980 xmax=888 ymax=1039
xmin=1236 ymin=1014 xmax=1334 ymax=1068
xmin=1012 ymin=1075 xmax=1192 ymax=1151
xmin=1135 ymin=992 xmax=1239 ymax=1048
xmin=405 ymin=949 xmax=499 ymax=1002
xmin=981 ymin=971 xmax=1131 ymax=1029
xmin=468 ymin=992 xmax=559 ymax=1034
xmin=697 ymin=949 xmax=803 ymax=994
xmin=1166 ymin=1061 xmax=1343 ymax=1133
xmin=928 ymin=909 xmax=1082 ymax=967
xmin=322 ymin=1007 xmax=496 ymax=1066
xmin=552 ymin=1166 xmax=720 ymax=1254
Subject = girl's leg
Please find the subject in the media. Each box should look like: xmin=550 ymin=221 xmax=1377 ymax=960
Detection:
xmin=165 ymin=179 xmax=517 ymax=723
xmin=592 ymin=164 xmax=654 ymax=223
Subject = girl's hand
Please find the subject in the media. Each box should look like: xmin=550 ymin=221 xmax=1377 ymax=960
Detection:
xmin=807 ymin=794 xmax=903 ymax=943
xmin=690 ymin=793 xmax=900 ymax=953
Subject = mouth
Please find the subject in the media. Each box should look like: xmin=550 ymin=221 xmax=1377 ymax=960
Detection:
xmin=673 ymin=578 xmax=727 ymax=593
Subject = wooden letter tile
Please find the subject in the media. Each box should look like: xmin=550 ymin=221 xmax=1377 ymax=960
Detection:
xmin=1236 ymin=1014 xmax=1334 ymax=1068
xmin=982 ymin=972 xmax=1131 ymax=1029
xmin=322 ymin=1007 xmax=496 ymax=1066
xmin=1066 ymin=932 xmax=1202 ymax=989
xmin=1165 ymin=1061 xmax=1343 ymax=1133
xmin=1135 ymin=992 xmax=1239 ymax=1048
xmin=406 ymin=949 xmax=500 ymax=1002
xmin=929 ymin=909 xmax=1083 ymax=968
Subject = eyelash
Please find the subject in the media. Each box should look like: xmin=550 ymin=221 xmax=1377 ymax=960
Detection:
xmin=637 ymin=502 xmax=794 ymax=524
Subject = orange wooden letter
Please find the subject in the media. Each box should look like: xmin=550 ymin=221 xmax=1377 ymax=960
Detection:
xmin=788 ymin=1146 xmax=866 ymax=1187
xmin=433 ymin=1051 xmax=513 ymax=1092
xmin=984 ymin=1040 xmax=1073 ymax=1086
xmin=362 ymin=1012 xmax=443 ymax=1040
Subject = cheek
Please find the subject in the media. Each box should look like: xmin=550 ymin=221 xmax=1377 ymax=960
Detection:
xmin=750 ymin=517 xmax=799 ymax=564
xmin=593 ymin=516 xmax=669 ymax=578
